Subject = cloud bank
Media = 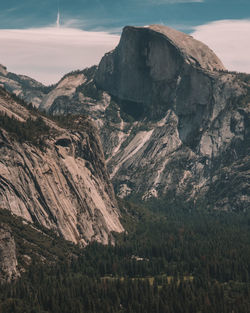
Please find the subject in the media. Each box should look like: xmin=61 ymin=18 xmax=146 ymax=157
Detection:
xmin=0 ymin=27 xmax=120 ymax=85
xmin=191 ymin=19 xmax=250 ymax=73
xmin=0 ymin=19 xmax=249 ymax=85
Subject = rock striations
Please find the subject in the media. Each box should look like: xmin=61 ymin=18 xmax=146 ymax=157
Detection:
xmin=1 ymin=24 xmax=249 ymax=211
xmin=0 ymin=88 xmax=123 ymax=246
xmin=94 ymin=25 xmax=250 ymax=210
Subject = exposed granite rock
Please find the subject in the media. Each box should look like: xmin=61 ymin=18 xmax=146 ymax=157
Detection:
xmin=39 ymin=73 xmax=87 ymax=111
xmin=1 ymin=25 xmax=249 ymax=211
xmin=0 ymin=65 xmax=51 ymax=108
xmin=95 ymin=25 xmax=225 ymax=121
xmin=93 ymin=25 xmax=249 ymax=210
xmin=0 ymin=88 xmax=123 ymax=245
xmin=146 ymin=25 xmax=225 ymax=72
xmin=42 ymin=67 xmax=113 ymax=132
xmin=0 ymin=223 xmax=19 ymax=283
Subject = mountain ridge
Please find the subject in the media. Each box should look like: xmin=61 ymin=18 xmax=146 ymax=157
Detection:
xmin=0 ymin=87 xmax=123 ymax=247
xmin=0 ymin=24 xmax=249 ymax=211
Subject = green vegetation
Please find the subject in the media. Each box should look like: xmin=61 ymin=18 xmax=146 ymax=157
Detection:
xmin=67 ymin=66 xmax=103 ymax=101
xmin=0 ymin=87 xmax=32 ymax=109
xmin=0 ymin=86 xmax=52 ymax=147
xmin=6 ymin=72 xmax=54 ymax=94
xmin=0 ymin=87 xmax=92 ymax=147
xmin=0 ymin=113 xmax=49 ymax=147
xmin=0 ymin=210 xmax=79 ymax=267
xmin=0 ymin=75 xmax=250 ymax=311
xmin=77 ymin=80 xmax=103 ymax=101
xmin=51 ymin=114 xmax=87 ymax=129
xmin=105 ymin=100 xmax=122 ymax=124
xmin=60 ymin=65 xmax=97 ymax=84
xmin=1 ymin=203 xmax=250 ymax=312
xmin=218 ymin=70 xmax=250 ymax=85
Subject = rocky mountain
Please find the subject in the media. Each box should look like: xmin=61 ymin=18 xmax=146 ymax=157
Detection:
xmin=1 ymin=25 xmax=249 ymax=212
xmin=95 ymin=25 xmax=225 ymax=120
xmin=94 ymin=25 xmax=250 ymax=211
xmin=0 ymin=64 xmax=52 ymax=108
xmin=0 ymin=87 xmax=123 ymax=247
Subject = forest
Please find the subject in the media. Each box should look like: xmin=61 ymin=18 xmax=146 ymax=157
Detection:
xmin=1 ymin=201 xmax=250 ymax=313
xmin=0 ymin=113 xmax=49 ymax=147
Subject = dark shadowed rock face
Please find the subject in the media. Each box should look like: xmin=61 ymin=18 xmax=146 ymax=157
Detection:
xmin=94 ymin=25 xmax=249 ymax=210
xmin=95 ymin=25 xmax=225 ymax=121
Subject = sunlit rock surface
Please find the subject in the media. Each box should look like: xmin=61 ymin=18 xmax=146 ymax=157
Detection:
xmin=2 ymin=25 xmax=249 ymax=211
xmin=0 ymin=88 xmax=123 ymax=246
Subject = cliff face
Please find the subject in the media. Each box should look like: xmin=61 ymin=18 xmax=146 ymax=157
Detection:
xmin=94 ymin=25 xmax=250 ymax=210
xmin=1 ymin=25 xmax=249 ymax=211
xmin=0 ymin=88 xmax=123 ymax=246
xmin=95 ymin=25 xmax=225 ymax=121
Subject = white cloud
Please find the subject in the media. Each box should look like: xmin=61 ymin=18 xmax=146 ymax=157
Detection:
xmin=0 ymin=26 xmax=120 ymax=85
xmin=1 ymin=19 xmax=249 ymax=86
xmin=191 ymin=19 xmax=250 ymax=73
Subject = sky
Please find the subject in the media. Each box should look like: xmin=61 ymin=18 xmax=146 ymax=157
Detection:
xmin=0 ymin=0 xmax=249 ymax=85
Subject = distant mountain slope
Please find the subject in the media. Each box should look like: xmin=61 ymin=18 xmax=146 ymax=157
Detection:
xmin=0 ymin=64 xmax=52 ymax=108
xmin=0 ymin=87 xmax=123 ymax=246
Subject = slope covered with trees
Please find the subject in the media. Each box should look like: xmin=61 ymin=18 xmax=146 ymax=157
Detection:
xmin=1 ymin=203 xmax=250 ymax=313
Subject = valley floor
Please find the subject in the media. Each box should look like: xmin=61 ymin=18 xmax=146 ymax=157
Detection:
xmin=1 ymin=203 xmax=250 ymax=312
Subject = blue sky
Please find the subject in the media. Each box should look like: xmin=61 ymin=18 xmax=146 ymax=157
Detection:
xmin=0 ymin=0 xmax=249 ymax=84
xmin=0 ymin=0 xmax=249 ymax=32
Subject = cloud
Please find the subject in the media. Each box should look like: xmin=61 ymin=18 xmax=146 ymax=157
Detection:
xmin=1 ymin=19 xmax=249 ymax=86
xmin=0 ymin=26 xmax=120 ymax=85
xmin=191 ymin=19 xmax=250 ymax=73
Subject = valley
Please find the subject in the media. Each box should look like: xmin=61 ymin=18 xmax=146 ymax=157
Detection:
xmin=0 ymin=24 xmax=249 ymax=312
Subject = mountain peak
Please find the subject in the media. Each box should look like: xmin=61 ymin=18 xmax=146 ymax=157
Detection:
xmin=95 ymin=24 xmax=226 ymax=120
xmin=142 ymin=24 xmax=225 ymax=72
